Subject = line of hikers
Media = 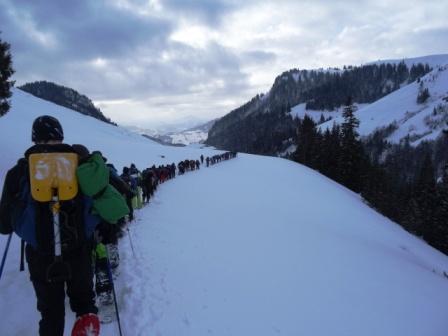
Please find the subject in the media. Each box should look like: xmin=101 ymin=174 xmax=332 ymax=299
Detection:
xmin=205 ymin=152 xmax=238 ymax=167
xmin=0 ymin=115 xmax=237 ymax=336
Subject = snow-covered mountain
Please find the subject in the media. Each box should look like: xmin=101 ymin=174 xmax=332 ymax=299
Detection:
xmin=319 ymin=64 xmax=448 ymax=144
xmin=124 ymin=125 xmax=160 ymax=138
xmin=1 ymin=89 xmax=448 ymax=335
xmin=306 ymin=56 xmax=448 ymax=144
xmin=159 ymin=119 xmax=217 ymax=145
xmin=18 ymin=81 xmax=116 ymax=126
xmin=368 ymin=54 xmax=448 ymax=68
xmin=128 ymin=119 xmax=217 ymax=146
xmin=207 ymin=54 xmax=448 ymax=155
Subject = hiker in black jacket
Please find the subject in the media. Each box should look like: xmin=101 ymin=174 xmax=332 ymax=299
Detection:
xmin=141 ymin=168 xmax=155 ymax=203
xmin=0 ymin=116 xmax=99 ymax=336
xmin=120 ymin=167 xmax=135 ymax=221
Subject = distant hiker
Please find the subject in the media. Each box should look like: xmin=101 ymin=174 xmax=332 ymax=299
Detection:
xmin=200 ymin=155 xmax=204 ymax=164
xmin=129 ymin=163 xmax=138 ymax=175
xmin=130 ymin=164 xmax=144 ymax=209
xmin=195 ymin=160 xmax=200 ymax=170
xmin=0 ymin=116 xmax=101 ymax=336
xmin=141 ymin=168 xmax=153 ymax=203
xmin=206 ymin=157 xmax=210 ymax=167
xmin=107 ymin=163 xmax=133 ymax=213
xmin=120 ymin=167 xmax=135 ymax=221
xmin=178 ymin=161 xmax=185 ymax=175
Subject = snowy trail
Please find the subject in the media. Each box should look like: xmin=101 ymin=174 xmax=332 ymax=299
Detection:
xmin=2 ymin=154 xmax=448 ymax=335
xmin=112 ymin=155 xmax=448 ymax=336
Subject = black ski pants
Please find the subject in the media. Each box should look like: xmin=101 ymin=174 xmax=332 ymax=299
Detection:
xmin=26 ymin=244 xmax=98 ymax=336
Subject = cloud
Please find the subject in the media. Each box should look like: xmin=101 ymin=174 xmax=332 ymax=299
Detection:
xmin=0 ymin=0 xmax=447 ymax=130
xmin=162 ymin=0 xmax=236 ymax=26
xmin=2 ymin=0 xmax=173 ymax=60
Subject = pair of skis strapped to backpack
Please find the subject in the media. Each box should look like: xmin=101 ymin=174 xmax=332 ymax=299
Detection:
xmin=28 ymin=152 xmax=78 ymax=282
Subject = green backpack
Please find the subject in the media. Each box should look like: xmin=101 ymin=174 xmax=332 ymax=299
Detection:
xmin=76 ymin=152 xmax=129 ymax=224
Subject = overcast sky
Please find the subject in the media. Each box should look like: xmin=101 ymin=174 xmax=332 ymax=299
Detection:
xmin=1 ymin=0 xmax=448 ymax=130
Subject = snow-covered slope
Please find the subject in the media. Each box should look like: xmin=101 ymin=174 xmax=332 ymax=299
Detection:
xmin=156 ymin=119 xmax=217 ymax=145
xmin=1 ymin=89 xmax=448 ymax=336
xmin=290 ymin=103 xmax=370 ymax=123
xmin=319 ymin=65 xmax=448 ymax=144
xmin=167 ymin=129 xmax=208 ymax=145
xmin=124 ymin=125 xmax=160 ymax=138
xmin=126 ymin=119 xmax=216 ymax=146
xmin=0 ymin=89 xmax=219 ymax=178
xmin=368 ymin=54 xmax=448 ymax=69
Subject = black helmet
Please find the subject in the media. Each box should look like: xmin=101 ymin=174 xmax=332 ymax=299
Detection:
xmin=32 ymin=115 xmax=64 ymax=142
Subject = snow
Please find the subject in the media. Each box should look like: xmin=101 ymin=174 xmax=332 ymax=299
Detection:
xmin=1 ymin=89 xmax=448 ymax=335
xmin=368 ymin=54 xmax=448 ymax=69
xmin=290 ymin=103 xmax=337 ymax=121
xmin=278 ymin=143 xmax=297 ymax=157
xmin=292 ymin=72 xmax=300 ymax=82
xmin=319 ymin=65 xmax=448 ymax=144
xmin=290 ymin=103 xmax=370 ymax=123
xmin=289 ymin=55 xmax=448 ymax=145
xmin=0 ymin=89 xmax=219 ymax=177
xmin=168 ymin=130 xmax=208 ymax=145
xmin=126 ymin=120 xmax=216 ymax=146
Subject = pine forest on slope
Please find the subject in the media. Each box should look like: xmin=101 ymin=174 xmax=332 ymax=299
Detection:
xmin=206 ymin=56 xmax=448 ymax=155
xmin=19 ymin=81 xmax=116 ymax=126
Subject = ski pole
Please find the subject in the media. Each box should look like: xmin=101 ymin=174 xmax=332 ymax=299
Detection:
xmin=0 ymin=233 xmax=13 ymax=280
xmin=20 ymin=239 xmax=25 ymax=272
xmin=126 ymin=227 xmax=136 ymax=258
xmin=105 ymin=248 xmax=124 ymax=336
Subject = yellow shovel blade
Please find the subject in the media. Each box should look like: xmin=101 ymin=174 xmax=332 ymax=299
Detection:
xmin=29 ymin=153 xmax=79 ymax=202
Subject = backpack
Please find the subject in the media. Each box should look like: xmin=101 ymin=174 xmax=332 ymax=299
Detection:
xmin=11 ymin=162 xmax=38 ymax=247
xmin=76 ymin=152 xmax=129 ymax=224
xmin=129 ymin=174 xmax=138 ymax=190
xmin=9 ymin=152 xmax=100 ymax=253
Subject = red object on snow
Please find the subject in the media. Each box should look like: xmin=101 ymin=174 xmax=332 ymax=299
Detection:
xmin=71 ymin=313 xmax=101 ymax=336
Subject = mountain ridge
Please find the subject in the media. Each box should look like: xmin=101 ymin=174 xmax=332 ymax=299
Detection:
xmin=18 ymin=81 xmax=116 ymax=126
xmin=206 ymin=54 xmax=448 ymax=155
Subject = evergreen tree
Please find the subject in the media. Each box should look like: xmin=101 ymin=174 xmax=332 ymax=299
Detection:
xmin=402 ymin=198 xmax=424 ymax=234
xmin=361 ymin=162 xmax=399 ymax=219
xmin=319 ymin=124 xmax=341 ymax=181
xmin=319 ymin=113 xmax=326 ymax=124
xmin=417 ymin=82 xmax=430 ymax=104
xmin=339 ymin=97 xmax=363 ymax=192
xmin=414 ymin=154 xmax=437 ymax=240
xmin=294 ymin=115 xmax=319 ymax=168
xmin=0 ymin=33 xmax=14 ymax=116
xmin=396 ymin=61 xmax=409 ymax=84
xmin=433 ymin=165 xmax=448 ymax=253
